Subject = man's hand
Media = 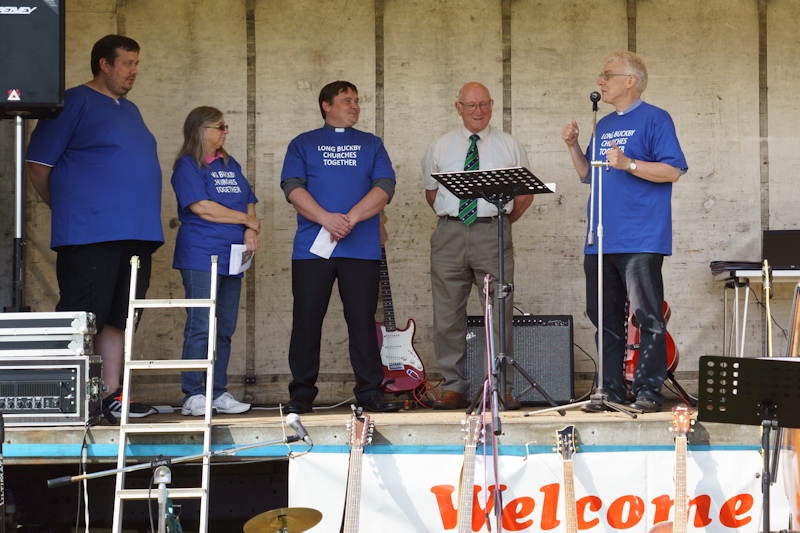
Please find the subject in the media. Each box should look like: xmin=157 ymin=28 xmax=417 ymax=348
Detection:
xmin=605 ymin=140 xmax=632 ymax=170
xmin=320 ymin=212 xmax=352 ymax=242
xmin=562 ymin=119 xmax=580 ymax=147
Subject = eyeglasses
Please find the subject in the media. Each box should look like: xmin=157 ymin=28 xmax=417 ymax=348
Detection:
xmin=598 ymin=72 xmax=632 ymax=81
xmin=458 ymin=101 xmax=493 ymax=111
xmin=204 ymin=124 xmax=229 ymax=131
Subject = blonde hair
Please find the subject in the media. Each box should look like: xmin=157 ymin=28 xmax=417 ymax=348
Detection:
xmin=174 ymin=106 xmax=230 ymax=169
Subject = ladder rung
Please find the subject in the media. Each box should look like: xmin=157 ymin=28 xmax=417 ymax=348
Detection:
xmin=127 ymin=360 xmax=213 ymax=371
xmin=118 ymin=487 xmax=207 ymax=500
xmin=120 ymin=422 xmax=210 ymax=434
xmin=131 ymin=298 xmax=215 ymax=309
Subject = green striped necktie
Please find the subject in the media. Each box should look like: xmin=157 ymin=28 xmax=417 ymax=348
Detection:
xmin=458 ymin=134 xmax=480 ymax=226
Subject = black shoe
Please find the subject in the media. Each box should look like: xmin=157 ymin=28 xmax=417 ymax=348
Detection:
xmin=629 ymin=398 xmax=661 ymax=413
xmin=360 ymin=396 xmax=404 ymax=413
xmin=581 ymin=402 xmax=611 ymax=413
xmin=284 ymin=396 xmax=313 ymax=414
xmin=102 ymin=388 xmax=157 ymax=418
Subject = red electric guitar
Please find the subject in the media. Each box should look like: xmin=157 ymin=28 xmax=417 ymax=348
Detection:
xmin=376 ymin=216 xmax=426 ymax=393
xmin=625 ymin=301 xmax=679 ymax=382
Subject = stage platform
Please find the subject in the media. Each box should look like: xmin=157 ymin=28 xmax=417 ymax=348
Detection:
xmin=4 ymin=399 xmax=797 ymax=532
xmin=2 ymin=399 xmax=761 ymax=464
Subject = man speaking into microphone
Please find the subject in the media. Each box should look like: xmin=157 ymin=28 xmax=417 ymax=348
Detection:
xmin=561 ymin=51 xmax=688 ymax=414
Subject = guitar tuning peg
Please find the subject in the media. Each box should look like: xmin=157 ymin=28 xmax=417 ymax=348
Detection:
xmin=367 ymin=437 xmax=373 ymax=445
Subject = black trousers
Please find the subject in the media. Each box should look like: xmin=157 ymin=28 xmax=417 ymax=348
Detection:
xmin=584 ymin=253 xmax=667 ymax=405
xmin=287 ymin=258 xmax=384 ymax=403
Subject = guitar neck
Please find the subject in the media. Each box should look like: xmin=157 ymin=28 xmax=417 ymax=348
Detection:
xmin=379 ymin=247 xmax=397 ymax=331
xmin=562 ymin=460 xmax=578 ymax=533
xmin=456 ymin=445 xmax=477 ymax=533
xmin=674 ymin=436 xmax=688 ymax=533
xmin=342 ymin=447 xmax=364 ymax=533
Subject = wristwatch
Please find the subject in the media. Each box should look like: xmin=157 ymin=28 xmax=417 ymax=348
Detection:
xmin=628 ymin=159 xmax=637 ymax=172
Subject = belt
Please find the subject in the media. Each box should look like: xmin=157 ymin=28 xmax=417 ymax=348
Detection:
xmin=443 ymin=215 xmax=498 ymax=224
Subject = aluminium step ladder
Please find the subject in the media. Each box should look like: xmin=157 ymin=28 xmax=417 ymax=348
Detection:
xmin=111 ymin=255 xmax=219 ymax=533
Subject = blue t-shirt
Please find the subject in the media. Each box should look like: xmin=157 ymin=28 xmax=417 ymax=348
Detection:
xmin=583 ymin=101 xmax=687 ymax=255
xmin=25 ymin=85 xmax=164 ymax=249
xmin=171 ymin=154 xmax=257 ymax=276
xmin=280 ymin=126 xmax=395 ymax=261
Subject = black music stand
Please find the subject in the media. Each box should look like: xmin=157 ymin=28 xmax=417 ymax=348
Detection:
xmin=698 ymin=355 xmax=800 ymax=533
xmin=432 ymin=167 xmax=562 ymax=422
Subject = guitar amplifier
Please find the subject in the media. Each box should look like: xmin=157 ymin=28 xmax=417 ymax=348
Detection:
xmin=0 ymin=312 xmax=95 ymax=357
xmin=0 ymin=355 xmax=103 ymax=427
xmin=465 ymin=315 xmax=574 ymax=405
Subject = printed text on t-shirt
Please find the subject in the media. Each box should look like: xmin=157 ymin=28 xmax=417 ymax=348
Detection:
xmin=212 ymin=171 xmax=242 ymax=193
xmin=318 ymin=144 xmax=362 ymax=166
xmin=598 ymin=129 xmax=636 ymax=155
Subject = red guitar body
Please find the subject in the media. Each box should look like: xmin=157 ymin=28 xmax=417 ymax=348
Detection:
xmin=625 ymin=301 xmax=679 ymax=382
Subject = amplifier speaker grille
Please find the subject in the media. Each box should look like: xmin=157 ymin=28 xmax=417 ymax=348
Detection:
xmin=465 ymin=315 xmax=574 ymax=405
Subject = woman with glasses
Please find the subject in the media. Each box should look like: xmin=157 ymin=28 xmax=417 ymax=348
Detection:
xmin=171 ymin=106 xmax=260 ymax=416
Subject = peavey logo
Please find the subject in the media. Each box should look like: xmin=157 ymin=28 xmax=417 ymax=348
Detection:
xmin=0 ymin=6 xmax=38 ymax=14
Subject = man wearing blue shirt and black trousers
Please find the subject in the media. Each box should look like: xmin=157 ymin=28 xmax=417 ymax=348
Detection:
xmin=280 ymin=81 xmax=403 ymax=414
xmin=26 ymin=35 xmax=163 ymax=418
xmin=562 ymin=51 xmax=688 ymax=414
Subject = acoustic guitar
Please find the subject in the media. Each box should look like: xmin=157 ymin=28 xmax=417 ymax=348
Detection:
xmin=650 ymin=404 xmax=692 ymax=533
xmin=342 ymin=408 xmax=373 ymax=533
xmin=555 ymin=426 xmax=580 ymax=533
xmin=625 ymin=301 xmax=679 ymax=382
xmin=456 ymin=415 xmax=484 ymax=533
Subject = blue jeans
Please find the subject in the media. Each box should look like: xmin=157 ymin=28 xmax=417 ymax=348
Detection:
xmin=584 ymin=253 xmax=666 ymax=405
xmin=180 ymin=269 xmax=241 ymax=400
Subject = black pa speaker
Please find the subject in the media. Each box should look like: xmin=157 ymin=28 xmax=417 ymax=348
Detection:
xmin=465 ymin=315 xmax=574 ymax=405
xmin=0 ymin=0 xmax=65 ymax=119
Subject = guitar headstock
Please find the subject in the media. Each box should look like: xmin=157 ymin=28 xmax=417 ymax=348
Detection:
xmin=671 ymin=404 xmax=693 ymax=438
xmin=555 ymin=425 xmax=579 ymax=461
xmin=379 ymin=212 xmax=388 ymax=246
xmin=347 ymin=406 xmax=374 ymax=450
xmin=462 ymin=414 xmax=483 ymax=447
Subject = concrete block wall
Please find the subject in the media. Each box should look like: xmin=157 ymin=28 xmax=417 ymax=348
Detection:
xmin=1 ymin=0 xmax=798 ymax=406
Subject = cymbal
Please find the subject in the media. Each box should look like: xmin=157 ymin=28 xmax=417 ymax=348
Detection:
xmin=243 ymin=507 xmax=322 ymax=533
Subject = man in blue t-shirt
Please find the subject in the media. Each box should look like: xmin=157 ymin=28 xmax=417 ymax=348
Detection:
xmin=280 ymin=81 xmax=403 ymax=414
xmin=26 ymin=35 xmax=164 ymax=418
xmin=562 ymin=51 xmax=688 ymax=414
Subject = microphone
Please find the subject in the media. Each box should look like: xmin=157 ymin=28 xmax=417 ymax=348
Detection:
xmin=286 ymin=413 xmax=313 ymax=445
xmin=590 ymin=91 xmax=601 ymax=111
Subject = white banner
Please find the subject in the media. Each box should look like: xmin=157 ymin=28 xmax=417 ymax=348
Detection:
xmin=289 ymin=449 xmax=790 ymax=532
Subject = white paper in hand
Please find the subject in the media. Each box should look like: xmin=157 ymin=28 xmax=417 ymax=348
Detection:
xmin=229 ymin=244 xmax=254 ymax=275
xmin=310 ymin=227 xmax=337 ymax=259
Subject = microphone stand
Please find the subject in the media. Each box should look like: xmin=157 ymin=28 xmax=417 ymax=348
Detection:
xmin=47 ymin=431 xmax=311 ymax=532
xmin=528 ymin=92 xmax=636 ymax=417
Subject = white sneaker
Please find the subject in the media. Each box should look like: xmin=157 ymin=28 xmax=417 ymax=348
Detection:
xmin=181 ymin=394 xmax=208 ymax=416
xmin=212 ymin=392 xmax=251 ymax=414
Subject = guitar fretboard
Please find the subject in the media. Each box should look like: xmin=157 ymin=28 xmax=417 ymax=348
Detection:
xmin=379 ymin=247 xmax=396 ymax=332
xmin=674 ymin=435 xmax=687 ymax=533
xmin=563 ymin=460 xmax=578 ymax=533
xmin=342 ymin=447 xmax=364 ymax=533
xmin=456 ymin=444 xmax=477 ymax=532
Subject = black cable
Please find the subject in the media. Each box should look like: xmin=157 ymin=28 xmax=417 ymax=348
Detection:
xmin=74 ymin=423 xmax=91 ymax=532
xmin=572 ymin=342 xmax=598 ymax=401
xmin=148 ymin=470 xmax=156 ymax=533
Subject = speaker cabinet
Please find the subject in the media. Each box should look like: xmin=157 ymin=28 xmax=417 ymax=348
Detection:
xmin=0 ymin=0 xmax=65 ymax=119
xmin=465 ymin=315 xmax=574 ymax=405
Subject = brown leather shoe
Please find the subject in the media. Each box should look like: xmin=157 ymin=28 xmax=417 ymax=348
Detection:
xmin=432 ymin=390 xmax=469 ymax=410
xmin=504 ymin=394 xmax=521 ymax=411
